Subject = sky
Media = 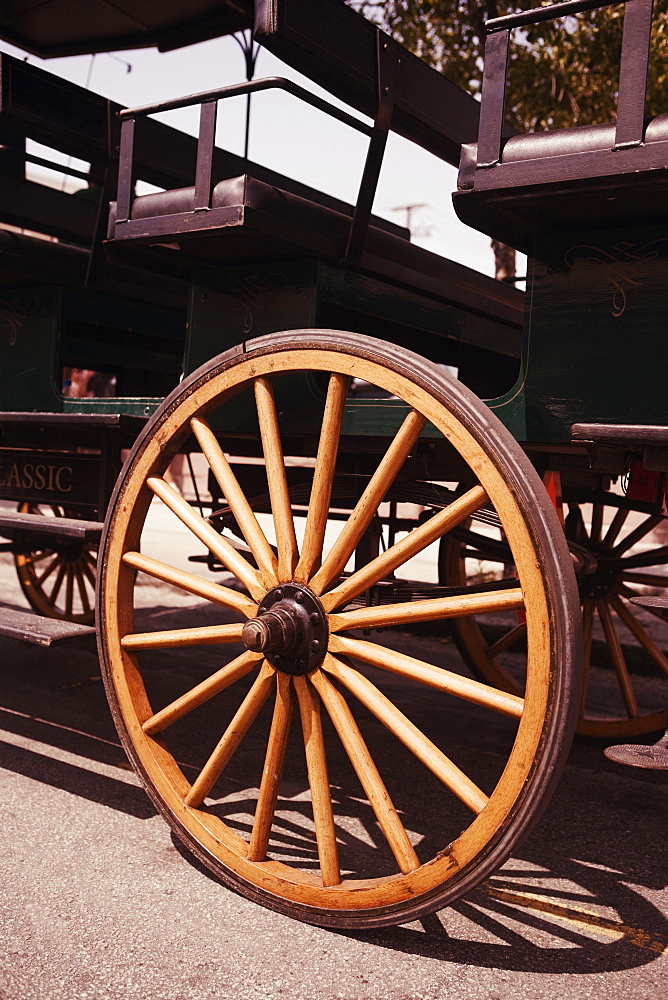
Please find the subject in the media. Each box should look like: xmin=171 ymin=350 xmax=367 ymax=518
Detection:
xmin=0 ymin=28 xmax=503 ymax=276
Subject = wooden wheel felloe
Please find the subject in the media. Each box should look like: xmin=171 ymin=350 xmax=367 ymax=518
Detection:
xmin=14 ymin=503 xmax=96 ymax=625
xmin=441 ymin=497 xmax=668 ymax=739
xmin=97 ymin=332 xmax=580 ymax=928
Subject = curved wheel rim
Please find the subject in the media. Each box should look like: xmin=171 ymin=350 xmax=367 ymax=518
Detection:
xmin=14 ymin=503 xmax=96 ymax=625
xmin=98 ymin=336 xmax=579 ymax=923
xmin=444 ymin=499 xmax=668 ymax=738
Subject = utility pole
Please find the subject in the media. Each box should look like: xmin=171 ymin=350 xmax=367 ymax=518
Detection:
xmin=391 ymin=203 xmax=430 ymax=239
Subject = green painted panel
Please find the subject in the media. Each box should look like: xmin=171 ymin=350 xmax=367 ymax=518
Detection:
xmin=489 ymin=224 xmax=668 ymax=443
xmin=185 ymin=261 xmax=319 ymax=376
xmin=0 ymin=286 xmax=64 ymax=411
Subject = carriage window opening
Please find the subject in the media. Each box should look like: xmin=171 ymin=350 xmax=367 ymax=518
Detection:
xmin=62 ymin=367 xmax=117 ymax=399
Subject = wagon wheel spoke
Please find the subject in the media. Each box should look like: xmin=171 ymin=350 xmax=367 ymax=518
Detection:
xmin=609 ymin=594 xmax=668 ymax=678
xmin=579 ymin=600 xmax=595 ymax=715
xmin=73 ymin=561 xmax=91 ymax=615
xmin=122 ymin=550 xmax=257 ymax=617
xmin=37 ymin=555 xmax=60 ymax=585
xmin=323 ymin=655 xmax=488 ymax=813
xmin=64 ymin=565 xmax=75 ymax=616
xmin=487 ymin=621 xmax=527 ymax=657
xmin=253 ymin=377 xmax=298 ymax=581
xmin=48 ymin=561 xmax=68 ymax=603
xmin=310 ymin=669 xmax=420 ymax=874
xmin=622 ymin=571 xmax=668 ymax=588
xmin=619 ymin=544 xmax=668 ymax=570
xmin=610 ymin=514 xmax=663 ymax=557
xmin=321 ymin=484 xmax=489 ymax=612
xmin=23 ymin=549 xmax=56 ymax=567
xmin=600 ymin=507 xmax=629 ymax=549
xmin=121 ymin=622 xmax=244 ymax=651
xmin=589 ymin=503 xmax=604 ymax=545
xmin=248 ymin=672 xmax=294 ymax=863
xmin=596 ymin=598 xmax=639 ymax=717
xmin=294 ymin=676 xmax=341 ymax=885
xmin=147 ymin=476 xmax=264 ymax=601
xmin=185 ymin=662 xmax=275 ymax=807
xmin=191 ymin=415 xmax=279 ymax=586
xmin=80 ymin=556 xmax=97 ymax=589
xmin=142 ymin=650 xmax=263 ymax=736
xmin=328 ymin=634 xmax=524 ymax=718
xmin=329 ymin=587 xmax=524 ymax=632
xmin=309 ymin=409 xmax=427 ymax=595
xmin=295 ymin=372 xmax=350 ymax=584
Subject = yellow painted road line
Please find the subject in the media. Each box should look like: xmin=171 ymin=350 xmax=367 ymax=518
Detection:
xmin=482 ymin=885 xmax=668 ymax=955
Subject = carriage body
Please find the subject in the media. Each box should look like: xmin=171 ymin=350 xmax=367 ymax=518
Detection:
xmin=0 ymin=0 xmax=665 ymax=927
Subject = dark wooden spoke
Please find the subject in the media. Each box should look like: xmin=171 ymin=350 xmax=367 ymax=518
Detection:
xmin=610 ymin=514 xmax=662 ymax=557
xmin=596 ymin=599 xmax=639 ymax=717
xmin=601 ymin=508 xmax=629 ymax=549
xmin=610 ymin=594 xmax=668 ymax=679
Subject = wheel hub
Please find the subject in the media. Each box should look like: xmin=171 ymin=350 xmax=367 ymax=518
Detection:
xmin=579 ymin=553 xmax=622 ymax=600
xmin=241 ymin=583 xmax=328 ymax=675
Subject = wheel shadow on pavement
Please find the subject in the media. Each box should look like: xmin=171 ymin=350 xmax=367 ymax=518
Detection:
xmin=332 ymin=851 xmax=668 ymax=973
xmin=2 ymin=612 xmax=667 ymax=975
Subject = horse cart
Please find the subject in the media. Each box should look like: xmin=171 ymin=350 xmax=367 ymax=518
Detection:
xmin=0 ymin=0 xmax=665 ymax=928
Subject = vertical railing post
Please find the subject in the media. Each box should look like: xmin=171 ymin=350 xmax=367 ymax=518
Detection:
xmin=615 ymin=0 xmax=654 ymax=149
xmin=476 ymin=28 xmax=510 ymax=168
xmin=194 ymin=100 xmax=218 ymax=211
xmin=115 ymin=117 xmax=135 ymax=224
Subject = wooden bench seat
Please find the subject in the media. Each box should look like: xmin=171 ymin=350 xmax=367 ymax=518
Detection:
xmin=110 ymin=172 xmax=408 ymax=264
xmin=455 ymin=113 xmax=668 ymax=252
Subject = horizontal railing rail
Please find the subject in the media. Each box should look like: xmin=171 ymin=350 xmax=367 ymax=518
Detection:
xmin=116 ymin=69 xmax=394 ymax=263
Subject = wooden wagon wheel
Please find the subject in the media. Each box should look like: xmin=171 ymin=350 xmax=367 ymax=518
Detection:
xmin=97 ymin=332 xmax=580 ymax=928
xmin=14 ymin=503 xmax=96 ymax=625
xmin=440 ymin=497 xmax=668 ymax=739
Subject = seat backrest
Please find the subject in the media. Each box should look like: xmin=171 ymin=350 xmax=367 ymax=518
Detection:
xmin=254 ymin=0 xmax=480 ymax=167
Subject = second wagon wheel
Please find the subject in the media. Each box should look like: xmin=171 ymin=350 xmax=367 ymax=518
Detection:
xmin=14 ymin=503 xmax=97 ymax=625
xmin=97 ymin=332 xmax=580 ymax=928
xmin=441 ymin=494 xmax=668 ymax=739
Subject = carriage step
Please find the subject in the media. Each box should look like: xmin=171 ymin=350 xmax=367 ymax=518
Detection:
xmin=604 ymin=731 xmax=668 ymax=770
xmin=0 ymin=607 xmax=96 ymax=646
xmin=629 ymin=595 xmax=668 ymax=619
xmin=0 ymin=512 xmax=103 ymax=543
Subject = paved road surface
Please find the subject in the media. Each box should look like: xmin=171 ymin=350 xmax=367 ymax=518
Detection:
xmin=0 ymin=504 xmax=666 ymax=1000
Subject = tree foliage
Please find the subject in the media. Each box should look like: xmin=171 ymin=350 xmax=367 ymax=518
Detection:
xmin=350 ymin=1 xmax=668 ymax=132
